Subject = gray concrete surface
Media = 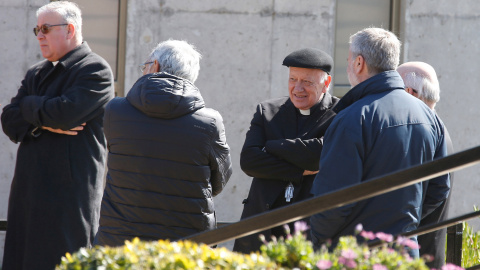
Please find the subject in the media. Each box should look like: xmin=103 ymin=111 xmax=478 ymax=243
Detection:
xmin=1 ymin=0 xmax=479 ymax=264
xmin=401 ymin=0 xmax=480 ymax=227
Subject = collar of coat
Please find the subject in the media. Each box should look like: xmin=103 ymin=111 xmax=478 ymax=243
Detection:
xmin=333 ymin=70 xmax=405 ymax=114
xmin=54 ymin=42 xmax=91 ymax=69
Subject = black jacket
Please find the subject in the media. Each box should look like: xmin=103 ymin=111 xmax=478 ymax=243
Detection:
xmin=233 ymin=94 xmax=338 ymax=253
xmin=94 ymin=72 xmax=232 ymax=247
xmin=1 ymin=42 xmax=114 ymax=270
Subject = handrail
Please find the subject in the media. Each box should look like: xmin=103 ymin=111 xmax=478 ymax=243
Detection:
xmin=184 ymin=145 xmax=480 ymax=246
xmin=368 ymin=211 xmax=480 ymax=249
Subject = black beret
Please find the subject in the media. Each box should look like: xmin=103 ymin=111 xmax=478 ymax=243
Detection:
xmin=282 ymin=48 xmax=333 ymax=74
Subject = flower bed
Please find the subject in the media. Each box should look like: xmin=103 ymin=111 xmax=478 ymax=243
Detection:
xmin=57 ymin=222 xmax=465 ymax=270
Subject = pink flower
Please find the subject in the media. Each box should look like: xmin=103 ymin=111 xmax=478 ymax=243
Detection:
xmin=283 ymin=224 xmax=291 ymax=235
xmin=375 ymin=232 xmax=394 ymax=242
xmin=355 ymin=224 xmax=363 ymax=233
xmin=345 ymin=259 xmax=357 ymax=268
xmin=422 ymin=254 xmax=434 ymax=262
xmin=360 ymin=230 xmax=376 ymax=240
xmin=316 ymin=259 xmax=333 ymax=269
xmin=373 ymin=264 xmax=388 ymax=270
xmin=294 ymin=221 xmax=309 ymax=233
xmin=396 ymin=236 xmax=420 ymax=249
xmin=341 ymin=249 xmax=358 ymax=260
xmin=338 ymin=256 xmax=357 ymax=269
xmin=441 ymin=263 xmax=465 ymax=270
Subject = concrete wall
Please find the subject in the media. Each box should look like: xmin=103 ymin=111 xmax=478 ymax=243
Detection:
xmin=0 ymin=0 xmax=48 ymax=265
xmin=401 ymin=0 xmax=480 ymax=226
xmin=124 ymin=0 xmax=335 ymax=249
xmin=0 ymin=0 xmax=479 ymax=264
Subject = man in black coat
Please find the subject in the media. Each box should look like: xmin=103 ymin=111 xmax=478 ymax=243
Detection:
xmin=233 ymin=48 xmax=339 ymax=253
xmin=1 ymin=2 xmax=114 ymax=269
xmin=94 ymin=40 xmax=232 ymax=247
xmin=397 ymin=61 xmax=454 ymax=268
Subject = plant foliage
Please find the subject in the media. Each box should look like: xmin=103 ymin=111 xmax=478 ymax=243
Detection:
xmin=57 ymin=221 xmax=470 ymax=270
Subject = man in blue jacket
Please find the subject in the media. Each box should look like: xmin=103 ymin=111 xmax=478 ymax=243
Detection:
xmin=309 ymin=28 xmax=450 ymax=258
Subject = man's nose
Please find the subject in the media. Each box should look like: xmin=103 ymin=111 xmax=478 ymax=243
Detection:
xmin=294 ymin=82 xmax=304 ymax=92
xmin=37 ymin=31 xmax=45 ymax=40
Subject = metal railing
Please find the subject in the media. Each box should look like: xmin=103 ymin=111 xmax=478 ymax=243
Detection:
xmin=1 ymin=145 xmax=480 ymax=268
xmin=184 ymin=145 xmax=480 ymax=246
xmin=182 ymin=145 xmax=480 ymax=268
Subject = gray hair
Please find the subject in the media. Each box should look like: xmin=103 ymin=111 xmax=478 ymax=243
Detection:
xmin=320 ymin=71 xmax=331 ymax=92
xmin=148 ymin=40 xmax=202 ymax=83
xmin=349 ymin=27 xmax=401 ymax=74
xmin=403 ymin=72 xmax=440 ymax=103
xmin=37 ymin=1 xmax=83 ymax=42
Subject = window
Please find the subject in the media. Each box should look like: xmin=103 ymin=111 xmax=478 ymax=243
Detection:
xmin=333 ymin=0 xmax=401 ymax=97
xmin=67 ymin=0 xmax=127 ymax=96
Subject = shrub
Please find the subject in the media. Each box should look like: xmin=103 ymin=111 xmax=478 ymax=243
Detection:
xmin=260 ymin=223 xmax=432 ymax=270
xmin=57 ymin=222 xmax=467 ymax=269
xmin=462 ymin=220 xmax=480 ymax=268
xmin=56 ymin=238 xmax=275 ymax=269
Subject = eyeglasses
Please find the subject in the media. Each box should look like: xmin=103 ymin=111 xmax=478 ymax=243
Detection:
xmin=33 ymin=24 xmax=69 ymax=36
xmin=140 ymin=61 xmax=154 ymax=72
xmin=405 ymin=86 xmax=419 ymax=94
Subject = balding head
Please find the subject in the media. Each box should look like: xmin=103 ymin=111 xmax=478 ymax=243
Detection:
xmin=397 ymin=61 xmax=440 ymax=109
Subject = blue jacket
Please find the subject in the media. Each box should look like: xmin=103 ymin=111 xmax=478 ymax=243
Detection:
xmin=310 ymin=71 xmax=450 ymax=251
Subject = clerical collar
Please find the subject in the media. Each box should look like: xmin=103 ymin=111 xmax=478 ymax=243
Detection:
xmin=52 ymin=61 xmax=59 ymax=66
xmin=299 ymin=109 xmax=310 ymax=115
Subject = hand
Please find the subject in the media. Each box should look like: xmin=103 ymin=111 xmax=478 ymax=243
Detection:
xmin=42 ymin=123 xmax=86 ymax=135
xmin=303 ymin=170 xmax=319 ymax=176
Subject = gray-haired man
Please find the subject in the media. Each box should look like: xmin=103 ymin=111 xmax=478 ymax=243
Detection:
xmin=397 ymin=61 xmax=454 ymax=268
xmin=1 ymin=1 xmax=114 ymax=269
xmin=310 ymin=28 xmax=450 ymax=258
xmin=94 ymin=39 xmax=232 ymax=247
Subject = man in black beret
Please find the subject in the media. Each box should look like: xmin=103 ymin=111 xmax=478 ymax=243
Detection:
xmin=233 ymin=48 xmax=339 ymax=253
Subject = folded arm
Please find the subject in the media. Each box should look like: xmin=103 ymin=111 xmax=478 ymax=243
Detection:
xmin=240 ymin=105 xmax=304 ymax=183
xmin=19 ymin=65 xmax=113 ymax=131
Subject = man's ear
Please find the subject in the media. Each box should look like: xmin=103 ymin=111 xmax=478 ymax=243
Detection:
xmin=66 ymin=24 xmax=75 ymax=40
xmin=354 ymin=55 xmax=365 ymax=74
xmin=322 ymin=75 xmax=332 ymax=93
xmin=152 ymin=60 xmax=160 ymax=73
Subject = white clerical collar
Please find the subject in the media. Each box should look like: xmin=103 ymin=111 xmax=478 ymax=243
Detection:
xmin=52 ymin=61 xmax=59 ymax=66
xmin=299 ymin=109 xmax=310 ymax=115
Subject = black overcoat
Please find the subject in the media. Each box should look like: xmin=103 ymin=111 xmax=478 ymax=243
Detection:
xmin=1 ymin=42 xmax=114 ymax=270
xmin=233 ymin=94 xmax=338 ymax=253
xmin=94 ymin=72 xmax=232 ymax=246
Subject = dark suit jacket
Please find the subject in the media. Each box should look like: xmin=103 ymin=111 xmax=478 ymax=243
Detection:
xmin=418 ymin=125 xmax=454 ymax=269
xmin=1 ymin=42 xmax=114 ymax=270
xmin=233 ymin=93 xmax=338 ymax=253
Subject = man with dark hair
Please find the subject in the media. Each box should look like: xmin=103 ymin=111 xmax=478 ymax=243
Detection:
xmin=309 ymin=28 xmax=450 ymax=258
xmin=1 ymin=1 xmax=114 ymax=269
xmin=233 ymin=48 xmax=339 ymax=253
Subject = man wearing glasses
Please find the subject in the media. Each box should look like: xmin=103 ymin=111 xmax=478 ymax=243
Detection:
xmin=233 ymin=48 xmax=339 ymax=253
xmin=1 ymin=2 xmax=113 ymax=269
xmin=93 ymin=39 xmax=232 ymax=247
